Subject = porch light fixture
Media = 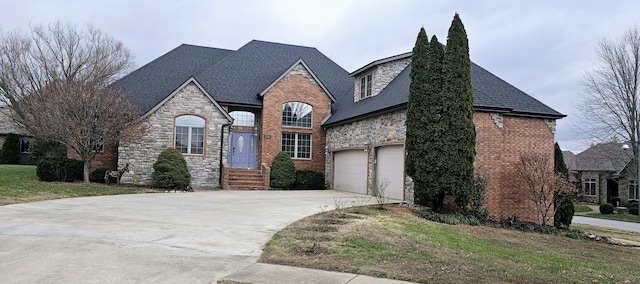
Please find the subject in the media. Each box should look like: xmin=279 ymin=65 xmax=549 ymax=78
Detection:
xmin=364 ymin=141 xmax=371 ymax=152
xmin=622 ymin=141 xmax=640 ymax=220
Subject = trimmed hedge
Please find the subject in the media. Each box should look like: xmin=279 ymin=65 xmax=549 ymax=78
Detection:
xmin=599 ymin=203 xmax=614 ymax=215
xmin=294 ymin=170 xmax=325 ymax=189
xmin=90 ymin=167 xmax=110 ymax=183
xmin=152 ymin=148 xmax=190 ymax=189
xmin=629 ymin=206 xmax=639 ymax=216
xmin=36 ymin=157 xmax=83 ymax=182
xmin=270 ymin=151 xmax=295 ymax=188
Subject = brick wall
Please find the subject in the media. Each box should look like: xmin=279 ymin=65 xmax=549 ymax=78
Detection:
xmin=474 ymin=113 xmax=556 ymax=223
xmin=67 ymin=143 xmax=118 ymax=171
xmin=260 ymin=63 xmax=332 ymax=172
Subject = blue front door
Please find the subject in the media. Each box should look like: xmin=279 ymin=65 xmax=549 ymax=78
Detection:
xmin=229 ymin=132 xmax=257 ymax=168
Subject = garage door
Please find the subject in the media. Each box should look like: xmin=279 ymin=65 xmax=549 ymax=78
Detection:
xmin=376 ymin=145 xmax=405 ymax=200
xmin=333 ymin=150 xmax=368 ymax=194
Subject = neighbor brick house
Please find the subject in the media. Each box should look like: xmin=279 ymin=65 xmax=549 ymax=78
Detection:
xmin=98 ymin=40 xmax=564 ymax=222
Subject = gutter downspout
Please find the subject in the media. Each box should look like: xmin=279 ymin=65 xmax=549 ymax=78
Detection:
xmin=219 ymin=123 xmax=233 ymax=186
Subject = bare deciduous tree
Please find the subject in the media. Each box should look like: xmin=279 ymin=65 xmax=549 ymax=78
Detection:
xmin=0 ymin=21 xmax=142 ymax=182
xmin=578 ymin=26 xmax=640 ymax=153
xmin=515 ymin=153 xmax=574 ymax=226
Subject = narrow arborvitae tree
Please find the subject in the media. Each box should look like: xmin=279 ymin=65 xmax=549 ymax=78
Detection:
xmin=405 ymin=27 xmax=430 ymax=205
xmin=554 ymin=142 xmax=569 ymax=176
xmin=441 ymin=13 xmax=476 ymax=208
xmin=0 ymin=133 xmax=21 ymax=164
xmin=553 ymin=142 xmax=575 ymax=228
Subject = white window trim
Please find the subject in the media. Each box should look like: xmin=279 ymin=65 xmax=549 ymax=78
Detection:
xmin=360 ymin=73 xmax=372 ymax=99
xmin=282 ymin=132 xmax=312 ymax=159
xmin=175 ymin=115 xmax=205 ymax=155
xmin=584 ymin=178 xmax=597 ymax=196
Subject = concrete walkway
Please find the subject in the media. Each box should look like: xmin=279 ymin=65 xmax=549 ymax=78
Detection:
xmin=0 ymin=190 xmax=411 ymax=283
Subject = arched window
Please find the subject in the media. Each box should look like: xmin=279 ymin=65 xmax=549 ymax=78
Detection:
xmin=175 ymin=115 xmax=205 ymax=155
xmin=229 ymin=111 xmax=255 ymax=127
xmin=282 ymin=102 xmax=312 ymax=128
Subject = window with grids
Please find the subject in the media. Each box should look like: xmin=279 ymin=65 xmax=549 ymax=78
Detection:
xmin=175 ymin=115 xmax=205 ymax=155
xmin=584 ymin=178 xmax=597 ymax=196
xmin=630 ymin=180 xmax=638 ymax=200
xmin=360 ymin=73 xmax=372 ymax=99
xmin=282 ymin=102 xmax=312 ymax=128
xmin=229 ymin=111 xmax=255 ymax=127
xmin=282 ymin=133 xmax=311 ymax=159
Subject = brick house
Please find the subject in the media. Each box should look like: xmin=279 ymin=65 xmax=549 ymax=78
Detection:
xmin=569 ymin=143 xmax=638 ymax=205
xmin=101 ymin=40 xmax=564 ymax=222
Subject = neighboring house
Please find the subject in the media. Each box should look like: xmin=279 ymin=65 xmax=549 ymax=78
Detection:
xmin=0 ymin=103 xmax=32 ymax=164
xmin=571 ymin=143 xmax=638 ymax=205
xmin=98 ymin=40 xmax=564 ymax=223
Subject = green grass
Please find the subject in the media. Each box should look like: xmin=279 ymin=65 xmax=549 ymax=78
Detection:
xmin=584 ymin=212 xmax=640 ymax=223
xmin=574 ymin=204 xmax=594 ymax=213
xmin=261 ymin=206 xmax=640 ymax=283
xmin=0 ymin=164 xmax=150 ymax=205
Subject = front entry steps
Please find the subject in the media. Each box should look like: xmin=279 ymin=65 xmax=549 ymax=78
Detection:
xmin=222 ymin=163 xmax=270 ymax=190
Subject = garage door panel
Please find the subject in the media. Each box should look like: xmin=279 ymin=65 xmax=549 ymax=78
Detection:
xmin=333 ymin=150 xmax=367 ymax=194
xmin=376 ymin=146 xmax=405 ymax=200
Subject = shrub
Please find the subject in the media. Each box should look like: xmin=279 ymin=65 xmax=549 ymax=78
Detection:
xmin=629 ymin=206 xmax=639 ymax=215
xmin=609 ymin=196 xmax=621 ymax=206
xmin=599 ymin=203 xmax=615 ymax=214
xmin=417 ymin=210 xmax=481 ymax=226
xmin=0 ymin=133 xmax=21 ymax=164
xmin=554 ymin=192 xmax=575 ymax=228
xmin=90 ymin=168 xmax=110 ymax=183
xmin=152 ymin=148 xmax=190 ymax=189
xmin=35 ymin=157 xmax=83 ymax=182
xmin=270 ymin=151 xmax=295 ymax=188
xmin=629 ymin=200 xmax=639 ymax=207
xmin=294 ymin=170 xmax=325 ymax=189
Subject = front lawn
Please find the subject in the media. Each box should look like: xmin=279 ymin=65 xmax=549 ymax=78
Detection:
xmin=0 ymin=165 xmax=150 ymax=205
xmin=261 ymin=205 xmax=640 ymax=283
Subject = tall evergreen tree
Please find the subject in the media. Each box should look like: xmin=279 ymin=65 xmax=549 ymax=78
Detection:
xmin=442 ymin=13 xmax=476 ymax=208
xmin=406 ymin=27 xmax=430 ymax=204
xmin=554 ymin=142 xmax=569 ymax=176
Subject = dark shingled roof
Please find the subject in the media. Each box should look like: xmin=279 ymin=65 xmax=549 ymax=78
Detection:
xmin=112 ymin=44 xmax=234 ymax=115
xmin=114 ymin=42 xmax=563 ymax=124
xmin=113 ymin=40 xmax=352 ymax=114
xmin=574 ymin=143 xmax=633 ymax=174
xmin=323 ymin=53 xmax=565 ymax=126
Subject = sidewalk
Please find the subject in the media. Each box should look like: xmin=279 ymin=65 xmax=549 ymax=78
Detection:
xmin=219 ymin=263 xmax=416 ymax=284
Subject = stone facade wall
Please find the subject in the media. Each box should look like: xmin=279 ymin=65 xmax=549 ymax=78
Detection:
xmin=260 ymin=63 xmax=332 ymax=172
xmin=326 ymin=109 xmax=557 ymax=223
xmin=353 ymin=58 xmax=410 ymax=102
xmin=118 ymin=81 xmax=230 ymax=189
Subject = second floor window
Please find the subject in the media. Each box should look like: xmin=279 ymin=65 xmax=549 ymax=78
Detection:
xmin=282 ymin=102 xmax=312 ymax=128
xmin=175 ymin=115 xmax=205 ymax=155
xmin=360 ymin=73 xmax=372 ymax=99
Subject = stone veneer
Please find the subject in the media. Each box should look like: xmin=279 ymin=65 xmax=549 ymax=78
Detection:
xmin=326 ymin=109 xmax=557 ymax=223
xmin=118 ymin=81 xmax=231 ymax=189
xmin=325 ymin=109 xmax=410 ymax=201
xmin=353 ymin=58 xmax=410 ymax=102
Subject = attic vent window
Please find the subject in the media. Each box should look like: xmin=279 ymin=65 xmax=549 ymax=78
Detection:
xmin=360 ymin=73 xmax=372 ymax=99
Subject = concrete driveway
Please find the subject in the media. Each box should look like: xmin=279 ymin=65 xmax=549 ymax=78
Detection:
xmin=0 ymin=190 xmax=374 ymax=283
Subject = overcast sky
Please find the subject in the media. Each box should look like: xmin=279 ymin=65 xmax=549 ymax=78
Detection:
xmin=2 ymin=0 xmax=639 ymax=153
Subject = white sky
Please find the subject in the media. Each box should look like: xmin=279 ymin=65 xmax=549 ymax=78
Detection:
xmin=2 ymin=0 xmax=639 ymax=153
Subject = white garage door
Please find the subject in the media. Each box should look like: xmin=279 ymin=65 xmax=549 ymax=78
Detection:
xmin=333 ymin=150 xmax=368 ymax=194
xmin=376 ymin=145 xmax=405 ymax=201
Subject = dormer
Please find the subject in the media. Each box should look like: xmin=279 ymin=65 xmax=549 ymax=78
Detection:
xmin=351 ymin=52 xmax=411 ymax=102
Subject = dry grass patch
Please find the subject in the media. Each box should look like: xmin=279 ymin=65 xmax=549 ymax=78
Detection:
xmin=260 ymin=205 xmax=640 ymax=283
